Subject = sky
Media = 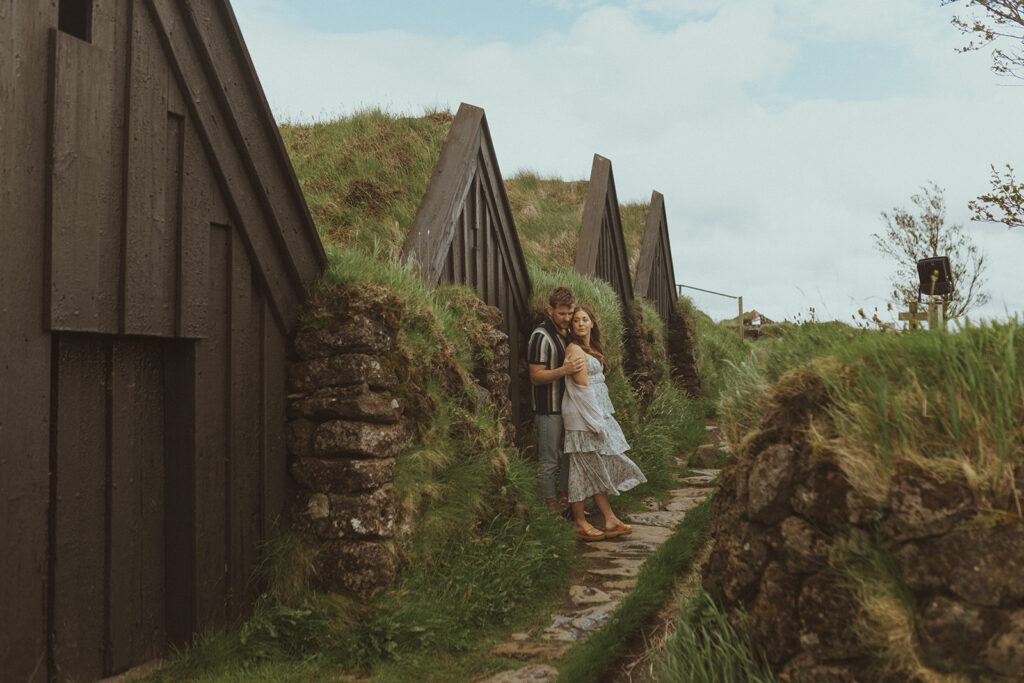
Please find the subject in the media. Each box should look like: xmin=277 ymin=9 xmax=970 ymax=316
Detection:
xmin=231 ymin=0 xmax=1024 ymax=324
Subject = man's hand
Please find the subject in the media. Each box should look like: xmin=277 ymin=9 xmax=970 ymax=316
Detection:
xmin=560 ymin=354 xmax=585 ymax=376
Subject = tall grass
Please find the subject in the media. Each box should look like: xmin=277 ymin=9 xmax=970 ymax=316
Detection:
xmin=280 ymin=108 xmax=451 ymax=254
xmin=817 ymin=321 xmax=1024 ymax=505
xmin=714 ymin=319 xmax=1024 ymax=502
xmin=714 ymin=320 xmax=858 ymax=447
xmin=655 ymin=591 xmax=774 ymax=683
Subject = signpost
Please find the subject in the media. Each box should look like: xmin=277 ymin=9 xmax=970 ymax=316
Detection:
xmin=898 ymin=300 xmax=946 ymax=331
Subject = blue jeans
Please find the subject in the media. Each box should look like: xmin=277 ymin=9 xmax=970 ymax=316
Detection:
xmin=536 ymin=413 xmax=568 ymax=500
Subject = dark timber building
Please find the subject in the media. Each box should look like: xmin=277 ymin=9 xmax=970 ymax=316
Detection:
xmin=0 ymin=1 xmax=326 ymax=679
xmin=402 ymin=103 xmax=533 ymax=429
xmin=575 ymin=154 xmax=634 ymax=306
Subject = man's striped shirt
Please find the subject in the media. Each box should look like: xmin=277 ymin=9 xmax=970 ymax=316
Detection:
xmin=527 ymin=317 xmax=567 ymax=414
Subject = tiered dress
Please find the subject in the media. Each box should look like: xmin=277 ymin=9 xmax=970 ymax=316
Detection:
xmin=562 ymin=353 xmax=647 ymax=502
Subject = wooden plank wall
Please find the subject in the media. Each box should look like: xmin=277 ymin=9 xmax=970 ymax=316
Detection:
xmin=41 ymin=223 xmax=288 ymax=680
xmin=0 ymin=2 xmax=60 ymax=678
xmin=575 ymin=154 xmax=634 ymax=306
xmin=635 ymin=191 xmax=678 ymax=320
xmin=1 ymin=2 xmax=314 ymax=678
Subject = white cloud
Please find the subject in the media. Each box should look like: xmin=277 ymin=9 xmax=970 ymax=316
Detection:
xmin=232 ymin=0 xmax=1024 ymax=323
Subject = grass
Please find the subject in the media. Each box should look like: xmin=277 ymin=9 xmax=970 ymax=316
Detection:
xmin=674 ymin=295 xmax=751 ymax=408
xmin=505 ymin=171 xmax=648 ymax=274
xmin=699 ymin=319 xmax=1024 ymax=679
xmin=721 ymin=320 xmax=1024 ymax=504
xmin=655 ymin=590 xmax=774 ymax=683
xmin=152 ymin=453 xmax=575 ymax=681
xmin=816 ymin=321 xmax=1024 ymax=505
xmin=555 ymin=499 xmax=713 ymax=682
xmin=279 ymin=108 xmax=451 ymax=255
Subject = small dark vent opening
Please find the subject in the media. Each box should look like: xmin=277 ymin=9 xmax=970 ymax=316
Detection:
xmin=58 ymin=0 xmax=93 ymax=42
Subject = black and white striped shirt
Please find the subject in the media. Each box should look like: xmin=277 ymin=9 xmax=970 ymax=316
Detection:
xmin=527 ymin=317 xmax=568 ymax=414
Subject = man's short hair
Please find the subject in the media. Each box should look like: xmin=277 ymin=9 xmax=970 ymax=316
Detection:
xmin=548 ymin=286 xmax=575 ymax=309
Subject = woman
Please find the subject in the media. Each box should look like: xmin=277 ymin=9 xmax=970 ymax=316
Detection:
xmin=561 ymin=304 xmax=646 ymax=541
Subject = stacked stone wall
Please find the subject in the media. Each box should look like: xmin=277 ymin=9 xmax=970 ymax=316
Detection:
xmin=704 ymin=374 xmax=1024 ymax=680
xmin=287 ymin=315 xmax=412 ymax=598
xmin=285 ymin=288 xmax=513 ymax=599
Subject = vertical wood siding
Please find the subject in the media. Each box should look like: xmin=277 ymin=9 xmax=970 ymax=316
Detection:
xmin=635 ymin=191 xmax=678 ymax=320
xmin=1 ymin=2 xmax=326 ymax=679
xmin=0 ymin=2 xmax=59 ymax=677
xmin=402 ymin=104 xmax=533 ymax=428
xmin=575 ymin=154 xmax=634 ymax=306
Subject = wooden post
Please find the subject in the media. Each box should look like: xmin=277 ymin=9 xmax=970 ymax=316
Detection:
xmin=928 ymin=300 xmax=945 ymax=330
xmin=738 ymin=295 xmax=744 ymax=341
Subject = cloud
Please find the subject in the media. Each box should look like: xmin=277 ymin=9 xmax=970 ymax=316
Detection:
xmin=231 ymin=0 xmax=1024 ymax=323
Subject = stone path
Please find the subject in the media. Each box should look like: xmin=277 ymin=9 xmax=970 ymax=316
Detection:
xmin=478 ymin=464 xmax=720 ymax=682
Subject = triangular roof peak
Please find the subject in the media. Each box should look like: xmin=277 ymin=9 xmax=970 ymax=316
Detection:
xmin=575 ymin=154 xmax=634 ymax=305
xmin=401 ymin=102 xmax=533 ymax=428
xmin=635 ymin=190 xmax=678 ymax=319
xmin=149 ymin=0 xmax=326 ymax=328
xmin=46 ymin=0 xmax=326 ymax=337
xmin=402 ymin=102 xmax=531 ymax=321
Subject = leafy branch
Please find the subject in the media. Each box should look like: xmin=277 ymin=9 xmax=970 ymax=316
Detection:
xmin=969 ymin=163 xmax=1024 ymax=228
xmin=944 ymin=0 xmax=1024 ymax=80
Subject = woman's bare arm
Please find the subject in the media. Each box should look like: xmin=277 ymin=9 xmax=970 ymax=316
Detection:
xmin=566 ymin=344 xmax=589 ymax=387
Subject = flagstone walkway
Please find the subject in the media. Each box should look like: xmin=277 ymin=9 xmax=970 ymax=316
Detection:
xmin=478 ymin=465 xmax=720 ymax=682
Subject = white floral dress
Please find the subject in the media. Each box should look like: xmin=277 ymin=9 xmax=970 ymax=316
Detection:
xmin=562 ymin=354 xmax=646 ymax=502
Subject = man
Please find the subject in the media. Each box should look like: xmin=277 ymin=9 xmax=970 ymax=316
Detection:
xmin=528 ymin=286 xmax=586 ymax=514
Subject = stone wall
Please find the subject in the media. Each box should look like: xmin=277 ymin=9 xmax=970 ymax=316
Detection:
xmin=287 ymin=313 xmax=412 ymax=598
xmin=286 ymin=285 xmax=514 ymax=599
xmin=703 ymin=372 xmax=1024 ymax=680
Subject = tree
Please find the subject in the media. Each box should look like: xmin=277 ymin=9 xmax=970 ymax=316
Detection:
xmin=944 ymin=1 xmax=1024 ymax=229
xmin=945 ymin=0 xmax=1024 ymax=79
xmin=873 ymin=182 xmax=989 ymax=318
xmin=968 ymin=163 xmax=1024 ymax=229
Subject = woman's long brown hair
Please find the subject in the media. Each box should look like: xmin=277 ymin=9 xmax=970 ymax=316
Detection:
xmin=568 ymin=303 xmax=609 ymax=374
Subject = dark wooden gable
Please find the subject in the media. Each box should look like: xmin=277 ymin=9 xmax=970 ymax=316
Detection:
xmin=1 ymin=2 xmax=326 ymax=681
xmin=402 ymin=102 xmax=532 ymax=427
xmin=575 ymin=154 xmax=634 ymax=305
xmin=47 ymin=0 xmax=325 ymax=338
xmin=635 ymin=190 xmax=678 ymax=319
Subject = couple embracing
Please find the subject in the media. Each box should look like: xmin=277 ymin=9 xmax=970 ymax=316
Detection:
xmin=527 ymin=286 xmax=647 ymax=541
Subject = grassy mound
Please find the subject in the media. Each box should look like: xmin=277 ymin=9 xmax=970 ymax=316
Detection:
xmin=688 ymin=320 xmax=1024 ymax=678
xmin=279 ymin=109 xmax=451 ymax=255
xmin=505 ymin=171 xmax=647 ymax=276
